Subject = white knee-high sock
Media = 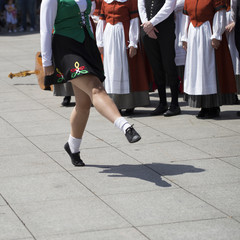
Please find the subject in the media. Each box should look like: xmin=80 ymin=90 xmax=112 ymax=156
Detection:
xmin=68 ymin=135 xmax=82 ymax=153
xmin=114 ymin=117 xmax=131 ymax=133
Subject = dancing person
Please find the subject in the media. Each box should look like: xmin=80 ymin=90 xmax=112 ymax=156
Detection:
xmin=40 ymin=0 xmax=141 ymax=167
xmin=138 ymin=0 xmax=181 ymax=117
xmin=96 ymin=0 xmax=151 ymax=116
xmin=182 ymin=0 xmax=237 ymax=119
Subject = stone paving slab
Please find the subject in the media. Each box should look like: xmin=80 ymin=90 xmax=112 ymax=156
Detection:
xmin=37 ymin=228 xmax=149 ymax=240
xmin=0 ymin=153 xmax=64 ymax=178
xmin=220 ymin=156 xmax=240 ymax=168
xmin=118 ymin=141 xmax=212 ymax=164
xmin=153 ymin=158 xmax=240 ymax=187
xmin=184 ymin=136 xmax=240 ymax=158
xmin=186 ymin=182 xmax=240 ymax=217
xmin=137 ymin=218 xmax=240 ymax=240
xmin=101 ymin=189 xmax=226 ymax=226
xmin=0 ymin=205 xmax=33 ymax=240
xmin=12 ymin=197 xmax=130 ymax=238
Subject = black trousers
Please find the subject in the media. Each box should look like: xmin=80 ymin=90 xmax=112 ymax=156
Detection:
xmin=141 ymin=23 xmax=179 ymax=106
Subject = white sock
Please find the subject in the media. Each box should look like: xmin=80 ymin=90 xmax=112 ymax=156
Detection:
xmin=114 ymin=117 xmax=131 ymax=133
xmin=68 ymin=135 xmax=82 ymax=153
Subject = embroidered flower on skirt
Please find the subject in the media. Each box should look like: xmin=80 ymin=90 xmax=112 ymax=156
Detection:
xmin=70 ymin=61 xmax=89 ymax=78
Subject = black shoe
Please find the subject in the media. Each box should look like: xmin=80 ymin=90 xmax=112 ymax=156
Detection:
xmin=205 ymin=107 xmax=220 ymax=119
xmin=64 ymin=142 xmax=85 ymax=166
xmin=196 ymin=108 xmax=209 ymax=119
xmin=61 ymin=96 xmax=71 ymax=106
xmin=150 ymin=104 xmax=168 ymax=116
xmin=125 ymin=125 xmax=141 ymax=143
xmin=164 ymin=105 xmax=181 ymax=117
xmin=122 ymin=108 xmax=135 ymax=116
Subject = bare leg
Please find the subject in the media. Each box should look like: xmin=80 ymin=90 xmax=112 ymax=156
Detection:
xmin=71 ymin=74 xmax=121 ymax=123
xmin=70 ymin=84 xmax=91 ymax=138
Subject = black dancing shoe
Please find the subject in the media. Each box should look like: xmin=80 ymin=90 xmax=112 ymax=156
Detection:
xmin=164 ymin=105 xmax=181 ymax=117
xmin=150 ymin=104 xmax=168 ymax=116
xmin=61 ymin=96 xmax=71 ymax=106
xmin=64 ymin=142 xmax=85 ymax=166
xmin=125 ymin=125 xmax=141 ymax=143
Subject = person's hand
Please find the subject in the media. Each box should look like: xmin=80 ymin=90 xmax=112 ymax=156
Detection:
xmin=225 ymin=21 xmax=235 ymax=33
xmin=141 ymin=21 xmax=154 ymax=34
xmin=147 ymin=28 xmax=159 ymax=39
xmin=129 ymin=46 xmax=137 ymax=58
xmin=211 ymin=38 xmax=221 ymax=50
xmin=43 ymin=65 xmax=54 ymax=76
xmin=98 ymin=47 xmax=104 ymax=55
xmin=182 ymin=41 xmax=187 ymax=51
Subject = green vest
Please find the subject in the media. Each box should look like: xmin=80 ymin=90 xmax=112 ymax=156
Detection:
xmin=54 ymin=0 xmax=94 ymax=43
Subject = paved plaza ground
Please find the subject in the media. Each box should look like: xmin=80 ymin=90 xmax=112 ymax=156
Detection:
xmin=0 ymin=32 xmax=240 ymax=240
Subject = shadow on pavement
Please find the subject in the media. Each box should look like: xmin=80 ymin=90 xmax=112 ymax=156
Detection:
xmin=87 ymin=162 xmax=205 ymax=187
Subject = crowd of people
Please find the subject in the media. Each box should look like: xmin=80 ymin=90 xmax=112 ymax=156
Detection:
xmin=38 ymin=0 xmax=240 ymax=166
xmin=0 ymin=0 xmax=42 ymax=32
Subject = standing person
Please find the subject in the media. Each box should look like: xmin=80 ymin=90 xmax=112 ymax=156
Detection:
xmin=138 ymin=0 xmax=181 ymax=117
xmin=5 ymin=0 xmax=17 ymax=32
xmin=174 ymin=0 xmax=186 ymax=93
xmin=225 ymin=0 xmax=240 ymax=95
xmin=91 ymin=0 xmax=102 ymax=23
xmin=40 ymin=0 xmax=141 ymax=167
xmin=182 ymin=0 xmax=237 ymax=119
xmin=19 ymin=0 xmax=36 ymax=31
xmin=54 ymin=83 xmax=74 ymax=107
xmin=235 ymin=0 xmax=240 ymax=54
xmin=0 ymin=0 xmax=6 ymax=11
xmin=96 ymin=0 xmax=151 ymax=116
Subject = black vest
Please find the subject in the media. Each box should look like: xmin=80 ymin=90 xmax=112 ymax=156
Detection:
xmin=144 ymin=0 xmax=174 ymax=26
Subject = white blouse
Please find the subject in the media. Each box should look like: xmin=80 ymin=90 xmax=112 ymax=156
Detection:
xmin=40 ymin=0 xmax=96 ymax=67
xmin=138 ymin=0 xmax=176 ymax=26
xmin=181 ymin=10 xmax=226 ymax=42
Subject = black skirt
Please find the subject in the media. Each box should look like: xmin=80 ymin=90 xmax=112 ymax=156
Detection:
xmin=45 ymin=27 xmax=105 ymax=86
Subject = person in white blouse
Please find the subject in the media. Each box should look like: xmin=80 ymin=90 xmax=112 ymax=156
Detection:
xmin=225 ymin=0 xmax=240 ymax=96
xmin=138 ymin=0 xmax=181 ymax=117
xmin=235 ymin=1 xmax=240 ymax=54
xmin=40 ymin=0 xmax=141 ymax=166
xmin=174 ymin=0 xmax=186 ymax=93
xmin=181 ymin=0 xmax=237 ymax=119
xmin=96 ymin=0 xmax=151 ymax=116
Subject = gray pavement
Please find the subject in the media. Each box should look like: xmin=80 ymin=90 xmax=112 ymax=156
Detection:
xmin=0 ymin=32 xmax=240 ymax=240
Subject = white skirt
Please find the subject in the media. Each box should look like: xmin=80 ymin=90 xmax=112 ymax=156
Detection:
xmin=103 ymin=22 xmax=130 ymax=94
xmin=226 ymin=14 xmax=240 ymax=75
xmin=184 ymin=21 xmax=217 ymax=95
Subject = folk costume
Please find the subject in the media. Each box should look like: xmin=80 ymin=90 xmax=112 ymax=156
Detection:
xmin=40 ymin=0 xmax=104 ymax=85
xmin=40 ymin=0 xmax=142 ymax=167
xmin=174 ymin=0 xmax=186 ymax=93
xmin=235 ymin=0 xmax=240 ymax=54
xmin=92 ymin=0 xmax=102 ymax=20
xmin=225 ymin=0 xmax=240 ymax=92
xmin=138 ymin=0 xmax=181 ymax=117
xmin=96 ymin=0 xmax=151 ymax=111
xmin=182 ymin=0 xmax=237 ymax=117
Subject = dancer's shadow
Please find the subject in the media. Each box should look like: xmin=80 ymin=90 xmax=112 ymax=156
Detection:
xmin=87 ymin=162 xmax=205 ymax=187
